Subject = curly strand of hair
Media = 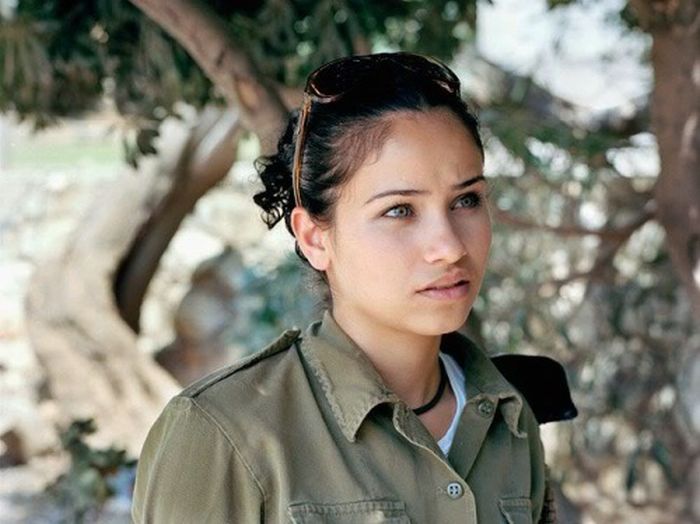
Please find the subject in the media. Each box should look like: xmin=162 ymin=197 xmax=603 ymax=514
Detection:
xmin=252 ymin=110 xmax=299 ymax=230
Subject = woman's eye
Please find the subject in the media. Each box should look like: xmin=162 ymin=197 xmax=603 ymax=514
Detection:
xmin=382 ymin=193 xmax=483 ymax=219
xmin=455 ymin=192 xmax=482 ymax=208
xmin=383 ymin=204 xmax=412 ymax=218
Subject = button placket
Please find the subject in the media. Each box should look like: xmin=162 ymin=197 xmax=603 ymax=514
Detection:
xmin=395 ymin=403 xmax=477 ymax=520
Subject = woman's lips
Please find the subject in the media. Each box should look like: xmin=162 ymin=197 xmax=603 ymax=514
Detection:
xmin=417 ymin=281 xmax=470 ymax=300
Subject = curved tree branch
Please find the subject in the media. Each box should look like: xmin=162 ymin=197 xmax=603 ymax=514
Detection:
xmin=129 ymin=0 xmax=288 ymax=154
xmin=493 ymin=207 xmax=654 ymax=242
xmin=114 ymin=107 xmax=244 ymax=331
xmin=465 ymin=52 xmax=650 ymax=140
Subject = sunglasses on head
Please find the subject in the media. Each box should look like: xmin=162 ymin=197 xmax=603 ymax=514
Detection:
xmin=291 ymin=52 xmax=462 ymax=208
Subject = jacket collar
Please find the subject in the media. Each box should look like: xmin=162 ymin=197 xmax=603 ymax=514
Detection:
xmin=441 ymin=331 xmax=526 ymax=438
xmin=298 ymin=309 xmax=525 ymax=442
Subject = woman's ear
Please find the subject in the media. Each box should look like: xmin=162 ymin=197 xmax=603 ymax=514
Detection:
xmin=290 ymin=207 xmax=331 ymax=272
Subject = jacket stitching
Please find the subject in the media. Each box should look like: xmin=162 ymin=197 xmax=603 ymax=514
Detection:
xmin=187 ymin=397 xmax=269 ymax=514
xmin=294 ymin=338 xmax=357 ymax=438
xmin=183 ymin=330 xmax=300 ymax=397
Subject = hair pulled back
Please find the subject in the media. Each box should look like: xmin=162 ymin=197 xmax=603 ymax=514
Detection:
xmin=252 ymin=65 xmax=484 ymax=309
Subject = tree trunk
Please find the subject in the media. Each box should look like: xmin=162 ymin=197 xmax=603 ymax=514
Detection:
xmin=24 ymin=0 xmax=294 ymax=457
xmin=24 ymin=107 xmax=243 ymax=455
xmin=629 ymin=1 xmax=700 ymax=521
xmin=639 ymin=1 xmax=700 ymax=318
xmin=647 ymin=5 xmax=700 ymax=522
xmin=129 ymin=0 xmax=288 ymax=154
xmin=25 ymin=165 xmax=179 ymax=456
xmin=155 ymin=246 xmax=249 ymax=386
xmin=115 ymin=106 xmax=244 ymax=331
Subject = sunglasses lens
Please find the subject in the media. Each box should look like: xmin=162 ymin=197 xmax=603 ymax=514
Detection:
xmin=307 ymin=53 xmax=459 ymax=99
xmin=309 ymin=57 xmax=379 ymax=97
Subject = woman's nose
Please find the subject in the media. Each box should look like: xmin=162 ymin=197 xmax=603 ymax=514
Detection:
xmin=422 ymin=216 xmax=467 ymax=264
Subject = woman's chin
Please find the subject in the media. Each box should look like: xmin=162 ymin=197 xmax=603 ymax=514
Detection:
xmin=414 ymin=308 xmax=471 ymax=335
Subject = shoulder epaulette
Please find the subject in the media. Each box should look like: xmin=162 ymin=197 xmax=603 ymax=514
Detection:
xmin=181 ymin=328 xmax=302 ymax=397
xmin=491 ymin=354 xmax=578 ymax=425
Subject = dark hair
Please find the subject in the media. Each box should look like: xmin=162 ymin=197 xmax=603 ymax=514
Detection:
xmin=252 ymin=64 xmax=484 ymax=310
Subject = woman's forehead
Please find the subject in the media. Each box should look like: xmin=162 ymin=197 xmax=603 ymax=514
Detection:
xmin=342 ymin=109 xmax=484 ymax=201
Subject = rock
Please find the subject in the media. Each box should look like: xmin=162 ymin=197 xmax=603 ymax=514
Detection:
xmin=0 ymin=430 xmax=26 ymax=467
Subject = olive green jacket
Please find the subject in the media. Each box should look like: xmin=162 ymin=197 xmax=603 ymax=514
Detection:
xmin=132 ymin=310 xmax=549 ymax=523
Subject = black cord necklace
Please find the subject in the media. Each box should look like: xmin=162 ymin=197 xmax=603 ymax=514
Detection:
xmin=412 ymin=357 xmax=447 ymax=415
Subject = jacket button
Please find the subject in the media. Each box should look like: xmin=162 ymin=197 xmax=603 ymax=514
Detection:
xmin=446 ymin=482 xmax=464 ymax=499
xmin=477 ymin=399 xmax=495 ymax=417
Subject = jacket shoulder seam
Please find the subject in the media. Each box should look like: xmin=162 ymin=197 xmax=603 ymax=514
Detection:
xmin=187 ymin=396 xmax=268 ymax=506
xmin=180 ymin=328 xmax=302 ymax=397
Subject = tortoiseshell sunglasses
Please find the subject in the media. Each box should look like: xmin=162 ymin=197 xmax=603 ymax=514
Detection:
xmin=291 ymin=52 xmax=462 ymax=208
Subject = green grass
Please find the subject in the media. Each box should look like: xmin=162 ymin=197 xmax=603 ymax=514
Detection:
xmin=10 ymin=139 xmax=122 ymax=169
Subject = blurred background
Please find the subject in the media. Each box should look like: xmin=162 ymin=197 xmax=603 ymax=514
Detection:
xmin=0 ymin=0 xmax=698 ymax=522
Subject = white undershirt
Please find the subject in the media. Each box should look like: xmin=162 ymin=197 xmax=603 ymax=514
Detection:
xmin=437 ymin=352 xmax=467 ymax=455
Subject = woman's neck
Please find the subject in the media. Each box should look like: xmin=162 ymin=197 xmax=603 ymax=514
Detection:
xmin=330 ymin=307 xmax=443 ymax=409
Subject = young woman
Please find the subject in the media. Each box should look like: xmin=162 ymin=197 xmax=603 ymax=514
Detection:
xmin=132 ymin=52 xmax=563 ymax=523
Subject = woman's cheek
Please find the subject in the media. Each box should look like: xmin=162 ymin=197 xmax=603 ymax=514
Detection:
xmin=364 ymin=224 xmax=407 ymax=247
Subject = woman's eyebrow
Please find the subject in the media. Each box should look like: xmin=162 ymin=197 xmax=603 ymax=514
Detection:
xmin=363 ymin=175 xmax=485 ymax=205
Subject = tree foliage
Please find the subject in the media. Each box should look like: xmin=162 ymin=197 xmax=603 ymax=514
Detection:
xmin=48 ymin=418 xmax=135 ymax=523
xmin=1 ymin=0 xmax=481 ymax=164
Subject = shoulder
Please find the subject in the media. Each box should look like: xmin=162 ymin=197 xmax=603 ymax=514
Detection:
xmin=166 ymin=327 xmax=312 ymax=440
xmin=147 ymin=326 xmax=303 ymax=435
xmin=134 ymin=328 xmax=308 ymax=522
xmin=179 ymin=327 xmax=303 ymax=399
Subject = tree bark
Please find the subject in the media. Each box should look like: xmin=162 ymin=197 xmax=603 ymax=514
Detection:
xmin=24 ymin=107 xmax=245 ymax=455
xmin=25 ymin=163 xmax=180 ymax=456
xmin=115 ymin=106 xmax=244 ymax=331
xmin=632 ymin=0 xmax=700 ymax=319
xmin=628 ymin=2 xmax=700 ymax=521
xmin=129 ymin=0 xmax=288 ymax=154
xmin=23 ymin=0 xmax=295 ymax=456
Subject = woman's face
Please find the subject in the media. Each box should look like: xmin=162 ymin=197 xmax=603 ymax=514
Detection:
xmin=319 ymin=107 xmax=492 ymax=338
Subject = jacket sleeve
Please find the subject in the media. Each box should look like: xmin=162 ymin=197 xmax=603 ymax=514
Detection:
xmin=131 ymin=396 xmax=264 ymax=523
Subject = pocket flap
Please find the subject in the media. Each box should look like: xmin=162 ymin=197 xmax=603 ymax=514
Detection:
xmin=498 ymin=496 xmax=533 ymax=524
xmin=288 ymin=499 xmax=410 ymax=523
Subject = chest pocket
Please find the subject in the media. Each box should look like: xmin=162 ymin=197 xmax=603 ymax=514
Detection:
xmin=499 ymin=496 xmax=533 ymax=524
xmin=288 ymin=499 xmax=410 ymax=523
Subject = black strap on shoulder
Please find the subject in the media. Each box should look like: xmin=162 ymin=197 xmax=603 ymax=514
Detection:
xmin=490 ymin=354 xmax=578 ymax=425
